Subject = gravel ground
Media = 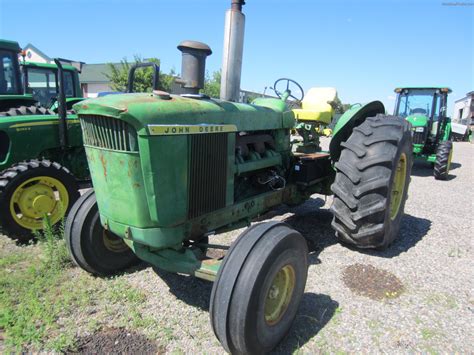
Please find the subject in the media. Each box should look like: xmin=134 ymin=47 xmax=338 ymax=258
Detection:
xmin=121 ymin=140 xmax=474 ymax=353
xmin=2 ymin=141 xmax=473 ymax=353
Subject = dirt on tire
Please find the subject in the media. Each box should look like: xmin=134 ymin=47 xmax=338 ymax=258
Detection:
xmin=72 ymin=328 xmax=161 ymax=354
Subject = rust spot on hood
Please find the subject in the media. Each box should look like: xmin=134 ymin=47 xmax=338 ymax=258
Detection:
xmin=99 ymin=153 xmax=107 ymax=178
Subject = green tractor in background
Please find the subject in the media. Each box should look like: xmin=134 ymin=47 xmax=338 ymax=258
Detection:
xmin=0 ymin=39 xmax=83 ymax=113
xmin=0 ymin=38 xmax=161 ymax=242
xmin=393 ymin=87 xmax=453 ymax=180
xmin=0 ymin=39 xmax=87 ymax=242
xmin=66 ymin=40 xmax=413 ymax=353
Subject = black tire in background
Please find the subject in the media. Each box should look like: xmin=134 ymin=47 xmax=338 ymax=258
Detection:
xmin=65 ymin=189 xmax=140 ymax=276
xmin=433 ymin=140 xmax=453 ymax=180
xmin=330 ymin=114 xmax=413 ymax=250
xmin=210 ymin=222 xmax=308 ymax=354
xmin=0 ymin=105 xmax=54 ymax=116
xmin=0 ymin=160 xmax=80 ymax=242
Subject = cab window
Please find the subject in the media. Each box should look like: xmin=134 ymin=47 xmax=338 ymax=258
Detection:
xmin=26 ymin=67 xmax=76 ymax=107
xmin=0 ymin=50 xmax=21 ymax=95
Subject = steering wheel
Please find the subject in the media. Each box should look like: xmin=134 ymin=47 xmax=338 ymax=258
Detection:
xmin=273 ymin=78 xmax=304 ymax=102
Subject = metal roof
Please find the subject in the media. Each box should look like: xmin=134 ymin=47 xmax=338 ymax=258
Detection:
xmin=79 ymin=63 xmax=121 ymax=84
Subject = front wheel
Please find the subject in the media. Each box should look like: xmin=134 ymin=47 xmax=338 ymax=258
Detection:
xmin=0 ymin=160 xmax=80 ymax=242
xmin=330 ymin=114 xmax=413 ymax=249
xmin=65 ymin=189 xmax=140 ymax=276
xmin=210 ymin=222 xmax=308 ymax=354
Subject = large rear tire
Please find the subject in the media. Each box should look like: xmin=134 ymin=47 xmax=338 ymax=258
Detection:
xmin=65 ymin=189 xmax=140 ymax=276
xmin=210 ymin=222 xmax=308 ymax=354
xmin=330 ymin=114 xmax=412 ymax=249
xmin=433 ymin=140 xmax=453 ymax=180
xmin=0 ymin=160 xmax=80 ymax=242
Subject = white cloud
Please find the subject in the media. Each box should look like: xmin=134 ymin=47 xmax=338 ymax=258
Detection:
xmin=387 ymin=95 xmax=396 ymax=100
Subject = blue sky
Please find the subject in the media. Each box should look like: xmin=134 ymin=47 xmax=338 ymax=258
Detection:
xmin=1 ymin=0 xmax=472 ymax=112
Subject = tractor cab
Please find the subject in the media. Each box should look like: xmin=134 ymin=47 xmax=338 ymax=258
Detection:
xmin=22 ymin=62 xmax=83 ymax=110
xmin=0 ymin=39 xmax=83 ymax=112
xmin=394 ymin=87 xmax=451 ymax=153
xmin=0 ymin=39 xmax=37 ymax=110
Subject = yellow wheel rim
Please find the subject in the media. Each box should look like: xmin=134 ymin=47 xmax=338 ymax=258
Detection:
xmin=103 ymin=230 xmax=129 ymax=253
xmin=9 ymin=176 xmax=69 ymax=230
xmin=264 ymin=264 xmax=296 ymax=325
xmin=389 ymin=153 xmax=407 ymax=220
xmin=447 ymin=147 xmax=453 ymax=172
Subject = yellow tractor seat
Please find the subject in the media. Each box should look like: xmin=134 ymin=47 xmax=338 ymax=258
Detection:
xmin=292 ymin=87 xmax=338 ymax=125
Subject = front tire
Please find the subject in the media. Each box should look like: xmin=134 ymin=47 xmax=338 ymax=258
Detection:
xmin=0 ymin=160 xmax=80 ymax=242
xmin=65 ymin=189 xmax=140 ymax=276
xmin=210 ymin=222 xmax=308 ymax=354
xmin=330 ymin=115 xmax=413 ymax=249
xmin=433 ymin=140 xmax=453 ymax=180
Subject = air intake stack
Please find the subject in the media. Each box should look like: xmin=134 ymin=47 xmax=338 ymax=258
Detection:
xmin=177 ymin=40 xmax=212 ymax=95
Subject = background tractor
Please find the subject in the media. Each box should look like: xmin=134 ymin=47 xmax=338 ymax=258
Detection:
xmin=66 ymin=38 xmax=413 ymax=353
xmin=0 ymin=39 xmax=83 ymax=113
xmin=393 ymin=87 xmax=453 ymax=180
xmin=0 ymin=39 xmax=87 ymax=242
xmin=0 ymin=39 xmax=159 ymax=242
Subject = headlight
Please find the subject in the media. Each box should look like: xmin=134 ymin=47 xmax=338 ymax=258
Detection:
xmin=414 ymin=127 xmax=425 ymax=132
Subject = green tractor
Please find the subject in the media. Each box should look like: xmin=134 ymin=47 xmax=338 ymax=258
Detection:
xmin=0 ymin=39 xmax=87 ymax=241
xmin=0 ymin=39 xmax=83 ymax=113
xmin=393 ymin=87 xmax=453 ymax=180
xmin=0 ymin=39 xmax=161 ymax=242
xmin=66 ymin=40 xmax=413 ymax=353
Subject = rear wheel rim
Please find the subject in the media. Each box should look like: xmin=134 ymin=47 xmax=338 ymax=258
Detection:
xmin=264 ymin=264 xmax=296 ymax=325
xmin=389 ymin=153 xmax=407 ymax=220
xmin=9 ymin=176 xmax=69 ymax=230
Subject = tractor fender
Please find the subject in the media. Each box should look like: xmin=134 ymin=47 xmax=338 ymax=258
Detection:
xmin=329 ymin=100 xmax=385 ymax=161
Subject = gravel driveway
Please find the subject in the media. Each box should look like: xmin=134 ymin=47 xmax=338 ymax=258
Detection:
xmin=116 ymin=141 xmax=473 ymax=353
xmin=2 ymin=141 xmax=473 ymax=353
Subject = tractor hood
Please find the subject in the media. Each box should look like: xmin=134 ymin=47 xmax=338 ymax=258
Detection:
xmin=405 ymin=114 xmax=428 ymax=128
xmin=73 ymin=93 xmax=295 ymax=134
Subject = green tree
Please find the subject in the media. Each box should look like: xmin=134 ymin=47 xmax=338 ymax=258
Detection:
xmin=332 ymin=96 xmax=351 ymax=114
xmin=201 ymin=70 xmax=221 ymax=98
xmin=105 ymin=56 xmax=175 ymax=93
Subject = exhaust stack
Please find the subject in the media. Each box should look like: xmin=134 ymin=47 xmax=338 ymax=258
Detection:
xmin=220 ymin=0 xmax=246 ymax=102
xmin=177 ymin=40 xmax=212 ymax=95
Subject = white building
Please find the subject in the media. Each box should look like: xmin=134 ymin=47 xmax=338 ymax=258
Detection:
xmin=79 ymin=63 xmax=119 ymax=98
xmin=453 ymin=91 xmax=474 ymax=126
xmin=22 ymin=43 xmax=52 ymax=63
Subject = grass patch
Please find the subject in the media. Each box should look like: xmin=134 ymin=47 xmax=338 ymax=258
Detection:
xmin=0 ymin=218 xmax=151 ymax=352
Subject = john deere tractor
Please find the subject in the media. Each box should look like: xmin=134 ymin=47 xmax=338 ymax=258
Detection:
xmin=66 ymin=40 xmax=413 ymax=353
xmin=394 ymin=87 xmax=453 ymax=180
xmin=0 ymin=39 xmax=88 ymax=241
xmin=0 ymin=39 xmax=83 ymax=113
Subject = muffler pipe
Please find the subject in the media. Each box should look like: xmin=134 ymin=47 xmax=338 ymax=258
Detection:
xmin=220 ymin=0 xmax=246 ymax=102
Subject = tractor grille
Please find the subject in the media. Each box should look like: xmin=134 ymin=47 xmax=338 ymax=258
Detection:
xmin=412 ymin=130 xmax=427 ymax=145
xmin=188 ymin=133 xmax=228 ymax=219
xmin=79 ymin=115 xmax=138 ymax=152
